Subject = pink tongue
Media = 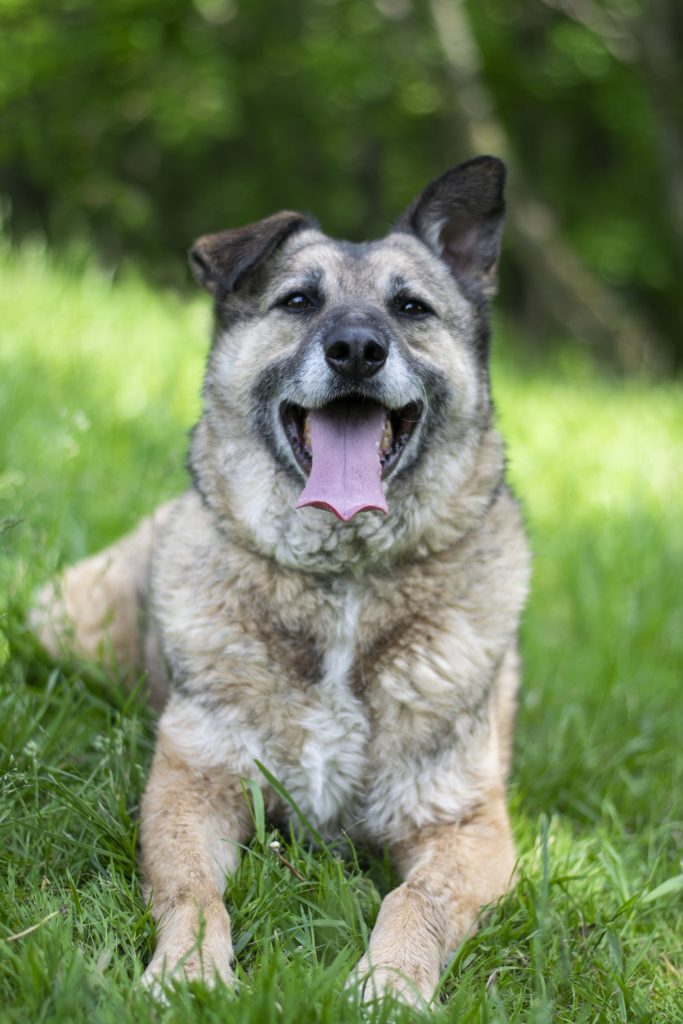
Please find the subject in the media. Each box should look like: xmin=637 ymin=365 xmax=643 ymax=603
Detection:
xmin=295 ymin=400 xmax=388 ymax=521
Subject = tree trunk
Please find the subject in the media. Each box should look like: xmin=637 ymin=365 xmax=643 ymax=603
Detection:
xmin=426 ymin=0 xmax=663 ymax=371
xmin=641 ymin=0 xmax=683 ymax=271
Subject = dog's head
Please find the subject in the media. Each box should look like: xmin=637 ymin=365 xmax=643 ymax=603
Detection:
xmin=189 ymin=156 xmax=507 ymax=568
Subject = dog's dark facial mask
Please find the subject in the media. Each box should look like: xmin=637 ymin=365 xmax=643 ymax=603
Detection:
xmin=189 ymin=156 xmax=505 ymax=523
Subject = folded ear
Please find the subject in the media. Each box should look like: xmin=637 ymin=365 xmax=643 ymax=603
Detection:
xmin=396 ymin=156 xmax=506 ymax=298
xmin=189 ymin=210 xmax=316 ymax=296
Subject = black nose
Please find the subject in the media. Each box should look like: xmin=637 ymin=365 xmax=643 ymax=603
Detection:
xmin=323 ymin=325 xmax=388 ymax=382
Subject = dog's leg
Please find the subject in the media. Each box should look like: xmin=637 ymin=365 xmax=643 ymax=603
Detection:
xmin=354 ymin=792 xmax=515 ymax=1008
xmin=30 ymin=501 xmax=176 ymax=707
xmin=139 ymin=727 xmax=252 ymax=992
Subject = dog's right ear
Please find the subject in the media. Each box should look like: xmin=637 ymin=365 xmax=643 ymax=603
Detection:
xmin=189 ymin=211 xmax=315 ymax=296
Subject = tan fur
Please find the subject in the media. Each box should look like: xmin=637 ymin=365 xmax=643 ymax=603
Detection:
xmin=356 ymin=793 xmax=515 ymax=1004
xmin=139 ymin=735 xmax=250 ymax=987
xmin=31 ymin=502 xmax=174 ymax=709
xmin=32 ymin=160 xmax=531 ymax=1007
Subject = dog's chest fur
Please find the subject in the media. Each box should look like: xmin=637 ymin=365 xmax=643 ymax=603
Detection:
xmin=155 ymin=486 xmax=527 ymax=841
xmin=160 ymin=566 xmax=374 ymax=831
xmin=292 ymin=586 xmax=369 ymax=827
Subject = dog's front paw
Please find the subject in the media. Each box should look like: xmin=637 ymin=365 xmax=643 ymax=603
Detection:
xmin=349 ymin=953 xmax=437 ymax=1010
xmin=141 ymin=944 xmax=234 ymax=1000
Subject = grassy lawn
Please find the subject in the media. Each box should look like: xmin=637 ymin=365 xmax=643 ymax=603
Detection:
xmin=1 ymin=242 xmax=682 ymax=1023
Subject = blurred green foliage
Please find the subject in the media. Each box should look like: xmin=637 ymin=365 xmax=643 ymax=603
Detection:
xmin=1 ymin=0 xmax=682 ymax=362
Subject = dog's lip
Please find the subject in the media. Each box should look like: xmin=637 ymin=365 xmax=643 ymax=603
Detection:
xmin=280 ymin=399 xmax=423 ymax=480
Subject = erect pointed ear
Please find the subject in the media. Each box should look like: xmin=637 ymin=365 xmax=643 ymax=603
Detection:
xmin=396 ymin=156 xmax=506 ymax=298
xmin=189 ymin=210 xmax=316 ymax=296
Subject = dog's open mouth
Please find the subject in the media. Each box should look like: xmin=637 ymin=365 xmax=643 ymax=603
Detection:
xmin=281 ymin=398 xmax=422 ymax=522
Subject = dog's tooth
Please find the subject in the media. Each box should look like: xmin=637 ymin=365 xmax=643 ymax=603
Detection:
xmin=380 ymin=417 xmax=393 ymax=454
xmin=303 ymin=415 xmax=312 ymax=451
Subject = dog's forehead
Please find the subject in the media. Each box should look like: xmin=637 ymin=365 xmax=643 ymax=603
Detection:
xmin=280 ymin=229 xmax=451 ymax=297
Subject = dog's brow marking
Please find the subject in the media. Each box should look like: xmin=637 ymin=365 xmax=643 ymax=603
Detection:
xmin=386 ymin=272 xmax=440 ymax=311
xmin=273 ymin=267 xmax=325 ymax=303
xmin=299 ymin=268 xmax=324 ymax=290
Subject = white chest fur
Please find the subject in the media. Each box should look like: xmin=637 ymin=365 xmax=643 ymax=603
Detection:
xmin=287 ymin=588 xmax=369 ymax=828
xmin=160 ymin=587 xmax=371 ymax=832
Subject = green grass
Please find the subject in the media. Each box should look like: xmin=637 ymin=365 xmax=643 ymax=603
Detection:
xmin=1 ymin=240 xmax=682 ymax=1022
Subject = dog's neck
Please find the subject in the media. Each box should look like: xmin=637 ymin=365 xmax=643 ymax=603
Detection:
xmin=189 ymin=414 xmax=506 ymax=578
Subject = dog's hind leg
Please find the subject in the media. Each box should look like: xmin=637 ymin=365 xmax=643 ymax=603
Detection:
xmin=493 ymin=643 xmax=521 ymax=781
xmin=30 ymin=500 xmax=177 ymax=708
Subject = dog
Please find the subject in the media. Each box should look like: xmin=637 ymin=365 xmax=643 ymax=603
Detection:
xmin=32 ymin=155 xmax=531 ymax=1008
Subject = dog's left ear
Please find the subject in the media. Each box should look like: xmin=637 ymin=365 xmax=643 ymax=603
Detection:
xmin=189 ymin=210 xmax=315 ymax=296
xmin=397 ymin=156 xmax=506 ymax=298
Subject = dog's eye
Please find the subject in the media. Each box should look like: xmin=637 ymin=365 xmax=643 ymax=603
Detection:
xmin=281 ymin=292 xmax=314 ymax=311
xmin=395 ymin=297 xmax=432 ymax=318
